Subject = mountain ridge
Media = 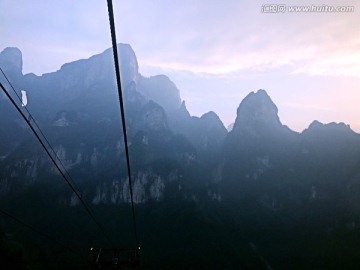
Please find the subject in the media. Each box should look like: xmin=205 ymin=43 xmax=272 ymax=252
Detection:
xmin=2 ymin=45 xmax=357 ymax=135
xmin=1 ymin=44 xmax=359 ymax=205
xmin=2 ymin=44 xmax=360 ymax=270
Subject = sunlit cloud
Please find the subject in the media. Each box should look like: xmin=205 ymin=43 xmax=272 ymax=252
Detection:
xmin=125 ymin=0 xmax=360 ymax=78
xmin=293 ymin=52 xmax=360 ymax=77
xmin=141 ymin=41 xmax=360 ymax=78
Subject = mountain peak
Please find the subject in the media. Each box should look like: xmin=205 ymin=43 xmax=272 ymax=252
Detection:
xmin=116 ymin=43 xmax=139 ymax=86
xmin=200 ymin=111 xmax=227 ymax=133
xmin=304 ymin=120 xmax=355 ymax=135
xmin=58 ymin=43 xmax=139 ymax=88
xmin=138 ymin=74 xmax=181 ymax=112
xmin=232 ymin=89 xmax=282 ymax=134
xmin=0 ymin=47 xmax=23 ymax=76
xmin=201 ymin=111 xmax=221 ymax=121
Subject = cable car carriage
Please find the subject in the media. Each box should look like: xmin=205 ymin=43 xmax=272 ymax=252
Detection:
xmin=89 ymin=247 xmax=140 ymax=269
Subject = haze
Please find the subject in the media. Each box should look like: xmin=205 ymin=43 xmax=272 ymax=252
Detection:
xmin=1 ymin=0 xmax=359 ymax=132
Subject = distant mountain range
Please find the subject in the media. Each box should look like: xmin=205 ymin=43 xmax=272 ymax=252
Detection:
xmin=1 ymin=44 xmax=360 ymax=269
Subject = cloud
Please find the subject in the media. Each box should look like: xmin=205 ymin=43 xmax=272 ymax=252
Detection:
xmin=2 ymin=0 xmax=358 ymax=77
xmin=120 ymin=0 xmax=360 ymax=78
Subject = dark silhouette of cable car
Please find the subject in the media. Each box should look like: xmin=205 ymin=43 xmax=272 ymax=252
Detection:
xmin=89 ymin=247 xmax=140 ymax=269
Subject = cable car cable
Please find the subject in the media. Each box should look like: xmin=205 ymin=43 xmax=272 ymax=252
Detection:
xmin=0 ymin=68 xmax=115 ymax=241
xmin=0 ymin=67 xmax=83 ymax=195
xmin=0 ymin=68 xmax=110 ymax=244
xmin=0 ymin=81 xmax=114 ymax=248
xmin=106 ymin=0 xmax=139 ymax=250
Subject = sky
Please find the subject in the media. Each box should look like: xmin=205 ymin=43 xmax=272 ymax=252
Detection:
xmin=1 ymin=0 xmax=359 ymax=132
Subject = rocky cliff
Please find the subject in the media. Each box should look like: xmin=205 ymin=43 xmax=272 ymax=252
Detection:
xmin=0 ymin=44 xmax=226 ymax=204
